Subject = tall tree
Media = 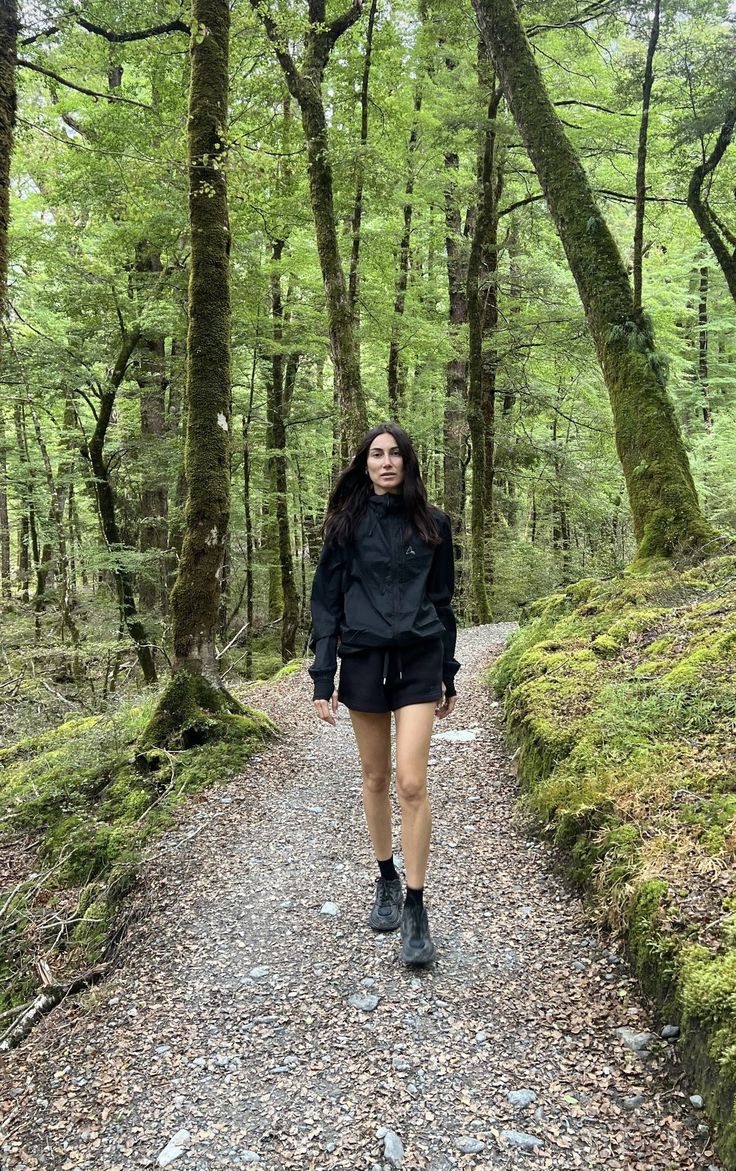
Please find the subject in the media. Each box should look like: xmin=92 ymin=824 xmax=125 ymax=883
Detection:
xmin=387 ymin=90 xmax=422 ymax=419
xmin=466 ymin=46 xmax=501 ymax=622
xmin=250 ymin=0 xmax=367 ymax=460
xmin=166 ymin=0 xmax=232 ymax=686
xmin=0 ymin=0 xmax=15 ymax=329
xmin=633 ymin=0 xmax=660 ymax=313
xmin=472 ymin=0 xmax=716 ymax=560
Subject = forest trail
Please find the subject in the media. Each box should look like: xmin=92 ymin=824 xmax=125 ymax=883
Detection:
xmin=0 ymin=626 xmax=722 ymax=1171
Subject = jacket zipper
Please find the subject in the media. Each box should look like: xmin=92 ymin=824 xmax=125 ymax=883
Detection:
xmin=391 ymin=514 xmax=401 ymax=640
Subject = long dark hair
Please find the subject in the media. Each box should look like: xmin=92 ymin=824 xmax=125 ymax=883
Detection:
xmin=320 ymin=422 xmax=442 ymax=548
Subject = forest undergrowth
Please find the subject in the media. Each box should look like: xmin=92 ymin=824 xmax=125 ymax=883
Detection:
xmin=0 ymin=610 xmax=287 ymax=1035
xmin=489 ymin=551 xmax=736 ymax=1165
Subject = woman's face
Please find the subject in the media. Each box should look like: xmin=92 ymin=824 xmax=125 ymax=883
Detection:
xmin=366 ymin=432 xmax=405 ymax=494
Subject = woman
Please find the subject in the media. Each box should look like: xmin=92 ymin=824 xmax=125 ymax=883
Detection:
xmin=309 ymin=422 xmax=459 ymax=966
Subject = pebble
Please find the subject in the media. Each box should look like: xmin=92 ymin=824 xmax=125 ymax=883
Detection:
xmin=349 ymin=993 xmax=380 ymax=1012
xmin=248 ymin=966 xmax=270 ymax=980
xmin=320 ymin=903 xmax=339 ymax=916
xmin=615 ymin=1027 xmax=655 ymax=1052
xmin=241 ymin=1154 xmax=260 ymax=1164
xmin=623 ymin=1095 xmax=646 ymax=1111
xmin=661 ymin=1024 xmax=680 ymax=1040
xmin=392 ymin=1055 xmax=411 ymax=1071
xmin=381 ymin=1128 xmax=404 ymax=1166
xmin=455 ymin=1137 xmax=485 ymax=1154
xmin=690 ymin=1095 xmax=704 ymax=1109
xmin=475 ymin=1031 xmax=487 ymax=1043
xmin=501 ymin=1130 xmax=544 ymax=1151
xmin=157 ymin=1129 xmax=191 ymax=1167
xmin=507 ymin=1088 xmax=537 ymax=1108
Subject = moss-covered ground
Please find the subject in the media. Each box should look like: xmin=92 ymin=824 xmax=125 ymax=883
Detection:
xmin=0 ymin=682 xmax=276 ymax=1023
xmin=488 ymin=553 xmax=736 ymax=1167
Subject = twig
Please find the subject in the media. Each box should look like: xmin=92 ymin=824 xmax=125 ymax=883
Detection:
xmin=216 ymin=621 xmax=250 ymax=660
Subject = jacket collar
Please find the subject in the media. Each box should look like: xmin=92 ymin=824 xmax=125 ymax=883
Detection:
xmin=368 ymin=488 xmax=405 ymax=514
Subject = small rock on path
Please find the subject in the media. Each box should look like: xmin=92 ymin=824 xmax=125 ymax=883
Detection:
xmin=0 ymin=624 xmax=721 ymax=1169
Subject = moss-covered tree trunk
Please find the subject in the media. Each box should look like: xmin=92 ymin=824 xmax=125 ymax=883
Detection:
xmin=0 ymin=2 xmax=16 ymax=601
xmin=473 ymin=0 xmax=716 ymax=560
xmin=388 ymin=92 xmax=421 ymax=419
xmin=250 ymin=1 xmax=367 ymax=460
xmin=140 ymin=0 xmax=259 ymax=756
xmin=167 ymin=0 xmax=232 ymax=684
xmin=466 ymin=53 xmax=501 ymax=623
xmin=0 ymin=0 xmax=15 ymax=326
xmin=348 ymin=0 xmax=377 ymax=329
xmin=0 ymin=408 xmax=10 ymax=597
xmin=443 ymin=149 xmax=469 ymax=581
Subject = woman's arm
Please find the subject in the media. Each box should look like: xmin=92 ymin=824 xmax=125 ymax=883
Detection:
xmin=427 ymin=512 xmax=460 ymax=696
xmin=308 ymin=540 xmax=345 ymax=701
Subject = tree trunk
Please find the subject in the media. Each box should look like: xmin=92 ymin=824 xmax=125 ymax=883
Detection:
xmin=0 ymin=408 xmax=10 ymax=597
xmin=0 ymin=0 xmax=16 ymax=326
xmin=466 ymin=58 xmax=501 ymax=623
xmin=168 ymin=0 xmax=233 ymax=685
xmin=443 ymin=150 xmax=468 ymax=560
xmin=687 ymin=109 xmax=736 ymax=305
xmin=81 ymin=331 xmax=157 ymax=684
xmin=698 ymin=264 xmax=712 ymax=431
xmin=251 ymin=0 xmax=367 ymax=459
xmin=0 ymin=4 xmax=16 ymax=599
xmin=135 ymin=244 xmax=169 ymax=613
xmin=388 ymin=91 xmax=422 ymax=420
xmin=633 ymin=0 xmax=660 ymax=313
xmin=348 ymin=0 xmax=378 ymax=328
xmin=473 ymin=0 xmax=715 ymax=560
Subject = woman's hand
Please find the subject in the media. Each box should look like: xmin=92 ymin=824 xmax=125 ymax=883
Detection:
xmin=435 ymin=690 xmax=457 ymax=719
xmin=313 ymin=692 xmax=338 ymax=726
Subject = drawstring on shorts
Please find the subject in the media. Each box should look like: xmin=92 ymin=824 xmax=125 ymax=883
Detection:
xmin=382 ymin=647 xmax=403 ymax=686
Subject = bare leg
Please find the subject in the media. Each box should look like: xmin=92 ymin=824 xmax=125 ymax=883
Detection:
xmin=394 ymin=702 xmax=436 ymax=889
xmin=348 ymin=709 xmax=393 ymax=861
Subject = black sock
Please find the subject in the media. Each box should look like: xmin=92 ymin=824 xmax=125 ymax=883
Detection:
xmin=378 ymin=855 xmax=399 ymax=881
xmin=405 ymin=886 xmax=424 ymax=910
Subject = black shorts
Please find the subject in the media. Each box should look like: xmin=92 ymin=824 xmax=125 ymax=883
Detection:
xmin=337 ymin=638 xmax=444 ymax=713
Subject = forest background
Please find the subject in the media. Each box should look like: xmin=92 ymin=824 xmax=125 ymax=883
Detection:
xmin=1 ymin=0 xmax=734 ymax=733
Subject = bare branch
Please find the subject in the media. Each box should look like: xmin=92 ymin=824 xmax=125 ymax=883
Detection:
xmin=17 ymin=60 xmax=152 ymax=109
xmin=76 ymin=17 xmax=189 ymax=41
xmin=21 ymin=15 xmax=188 ymax=46
xmin=554 ymin=99 xmax=635 ymax=117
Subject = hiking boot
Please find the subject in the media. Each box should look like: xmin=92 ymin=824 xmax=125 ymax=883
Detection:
xmin=400 ymin=902 xmax=437 ymax=966
xmin=369 ymin=876 xmax=403 ymax=932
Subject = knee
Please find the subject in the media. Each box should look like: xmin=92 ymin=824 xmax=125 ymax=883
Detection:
xmin=362 ymin=767 xmax=390 ymax=796
xmin=396 ymin=772 xmax=427 ymax=806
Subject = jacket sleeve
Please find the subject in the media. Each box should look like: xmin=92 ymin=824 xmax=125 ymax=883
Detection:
xmin=308 ymin=540 xmax=345 ymax=701
xmin=427 ymin=511 xmax=461 ymax=697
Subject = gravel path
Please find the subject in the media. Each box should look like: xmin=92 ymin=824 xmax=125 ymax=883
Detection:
xmin=0 ymin=624 xmax=722 ymax=1170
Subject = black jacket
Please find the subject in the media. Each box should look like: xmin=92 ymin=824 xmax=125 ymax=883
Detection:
xmin=308 ymin=490 xmax=460 ymax=701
